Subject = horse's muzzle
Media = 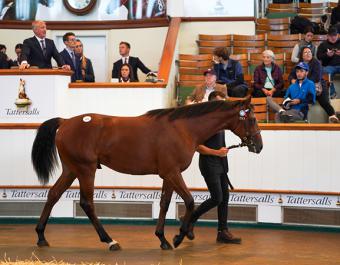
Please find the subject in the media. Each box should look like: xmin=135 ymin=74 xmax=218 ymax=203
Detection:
xmin=246 ymin=135 xmax=263 ymax=154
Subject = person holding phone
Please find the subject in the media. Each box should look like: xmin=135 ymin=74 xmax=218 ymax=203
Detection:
xmin=317 ymin=26 xmax=340 ymax=99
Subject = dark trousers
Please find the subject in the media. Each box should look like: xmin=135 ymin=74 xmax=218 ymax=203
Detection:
xmin=317 ymin=85 xmax=335 ymax=116
xmin=228 ymin=84 xmax=248 ymax=97
xmin=253 ymin=88 xmax=286 ymax=98
xmin=191 ymin=171 xmax=230 ymax=231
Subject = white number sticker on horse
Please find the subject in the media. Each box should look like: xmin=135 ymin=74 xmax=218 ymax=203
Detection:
xmin=83 ymin=116 xmax=92 ymax=122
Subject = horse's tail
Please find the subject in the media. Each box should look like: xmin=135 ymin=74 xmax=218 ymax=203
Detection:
xmin=31 ymin=117 xmax=63 ymax=185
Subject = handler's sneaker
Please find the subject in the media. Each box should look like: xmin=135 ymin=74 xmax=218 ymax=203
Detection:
xmin=216 ymin=230 xmax=242 ymax=244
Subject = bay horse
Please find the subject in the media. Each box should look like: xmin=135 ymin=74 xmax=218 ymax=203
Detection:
xmin=31 ymin=96 xmax=262 ymax=251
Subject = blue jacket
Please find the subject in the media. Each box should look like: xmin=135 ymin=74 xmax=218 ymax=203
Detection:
xmin=213 ymin=59 xmax=246 ymax=88
xmin=285 ymin=78 xmax=316 ymax=112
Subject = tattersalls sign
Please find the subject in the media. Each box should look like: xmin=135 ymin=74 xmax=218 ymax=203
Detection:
xmin=1 ymin=188 xmax=339 ymax=209
xmin=0 ymin=76 xmax=56 ymax=123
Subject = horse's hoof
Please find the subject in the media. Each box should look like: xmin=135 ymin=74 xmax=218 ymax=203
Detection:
xmin=160 ymin=240 xmax=173 ymax=250
xmin=37 ymin=240 xmax=50 ymax=247
xmin=109 ymin=243 xmax=121 ymax=251
xmin=186 ymin=231 xmax=195 ymax=241
xmin=173 ymin=234 xmax=184 ymax=248
xmin=179 ymin=216 xmax=195 ymax=241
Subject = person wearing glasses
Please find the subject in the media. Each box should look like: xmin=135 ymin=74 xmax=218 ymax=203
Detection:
xmin=291 ymin=26 xmax=316 ymax=63
xmin=74 ymin=39 xmax=95 ymax=82
xmin=289 ymin=46 xmax=339 ymax=123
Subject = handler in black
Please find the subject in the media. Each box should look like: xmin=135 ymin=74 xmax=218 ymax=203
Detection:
xmin=189 ymin=91 xmax=241 ymax=244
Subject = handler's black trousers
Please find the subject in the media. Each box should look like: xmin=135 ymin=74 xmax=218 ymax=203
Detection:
xmin=190 ymin=172 xmax=230 ymax=231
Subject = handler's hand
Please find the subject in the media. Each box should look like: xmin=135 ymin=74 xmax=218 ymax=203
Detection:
xmin=216 ymin=147 xmax=229 ymax=157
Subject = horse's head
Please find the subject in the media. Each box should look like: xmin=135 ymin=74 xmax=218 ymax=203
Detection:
xmin=232 ymin=96 xmax=263 ymax=154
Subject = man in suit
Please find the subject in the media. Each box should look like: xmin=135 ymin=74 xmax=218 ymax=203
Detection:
xmin=111 ymin=41 xmax=151 ymax=81
xmin=19 ymin=20 xmax=69 ymax=70
xmin=59 ymin=32 xmax=82 ymax=82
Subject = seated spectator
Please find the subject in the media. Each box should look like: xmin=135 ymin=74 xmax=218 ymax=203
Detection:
xmin=213 ymin=47 xmax=248 ymax=97
xmin=317 ymin=26 xmax=340 ymax=99
xmin=253 ymin=50 xmax=285 ymax=98
xmin=118 ymin=63 xmax=137 ymax=83
xmin=289 ymin=46 xmax=339 ymax=123
xmin=74 ymin=39 xmax=95 ymax=82
xmin=185 ymin=68 xmax=227 ymax=105
xmin=12 ymin=43 xmax=23 ymax=66
xmin=60 ymin=32 xmax=82 ymax=82
xmin=267 ymin=62 xmax=316 ymax=123
xmin=112 ymin=41 xmax=151 ymax=81
xmin=291 ymin=26 xmax=316 ymax=63
xmin=0 ymin=44 xmax=13 ymax=68
xmin=331 ymin=0 xmax=340 ymax=27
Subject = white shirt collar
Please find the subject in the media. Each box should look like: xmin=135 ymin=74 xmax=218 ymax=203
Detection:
xmin=122 ymin=56 xmax=129 ymax=63
xmin=66 ymin=47 xmax=74 ymax=57
xmin=35 ymin=35 xmax=45 ymax=43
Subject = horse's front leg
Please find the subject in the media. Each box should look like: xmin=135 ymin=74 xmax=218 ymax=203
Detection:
xmin=167 ymin=172 xmax=194 ymax=248
xmin=155 ymin=180 xmax=174 ymax=250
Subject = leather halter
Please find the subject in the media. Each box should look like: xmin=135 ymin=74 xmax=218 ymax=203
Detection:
xmin=228 ymin=108 xmax=261 ymax=150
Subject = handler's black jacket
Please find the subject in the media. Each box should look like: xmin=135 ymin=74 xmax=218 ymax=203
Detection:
xmin=199 ymin=131 xmax=229 ymax=177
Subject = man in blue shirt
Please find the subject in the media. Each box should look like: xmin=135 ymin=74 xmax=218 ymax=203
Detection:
xmin=267 ymin=62 xmax=316 ymax=123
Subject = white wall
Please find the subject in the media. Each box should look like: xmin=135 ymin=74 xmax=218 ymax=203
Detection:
xmin=1 ymin=128 xmax=339 ymax=193
xmin=167 ymin=0 xmax=255 ymax=17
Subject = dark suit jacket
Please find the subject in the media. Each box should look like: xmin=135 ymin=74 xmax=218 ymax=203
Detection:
xmin=60 ymin=49 xmax=82 ymax=82
xmin=111 ymin=56 xmax=151 ymax=81
xmin=0 ymin=53 xmax=11 ymax=69
xmin=80 ymin=57 xmax=95 ymax=82
xmin=21 ymin=36 xmax=64 ymax=69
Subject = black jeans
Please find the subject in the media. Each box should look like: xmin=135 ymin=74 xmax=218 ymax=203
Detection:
xmin=317 ymin=85 xmax=335 ymax=116
xmin=191 ymin=171 xmax=230 ymax=231
xmin=228 ymin=84 xmax=248 ymax=97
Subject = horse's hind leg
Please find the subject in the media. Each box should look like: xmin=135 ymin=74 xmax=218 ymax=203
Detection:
xmin=36 ymin=166 xmax=75 ymax=247
xmin=168 ymin=172 xmax=194 ymax=248
xmin=155 ymin=180 xmax=174 ymax=250
xmin=77 ymin=170 xmax=121 ymax=251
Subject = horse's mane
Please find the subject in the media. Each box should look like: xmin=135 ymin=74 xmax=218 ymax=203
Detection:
xmin=145 ymin=100 xmax=242 ymax=121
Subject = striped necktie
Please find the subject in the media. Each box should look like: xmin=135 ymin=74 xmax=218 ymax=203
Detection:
xmin=71 ymin=51 xmax=76 ymax=67
xmin=40 ymin=40 xmax=46 ymax=57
